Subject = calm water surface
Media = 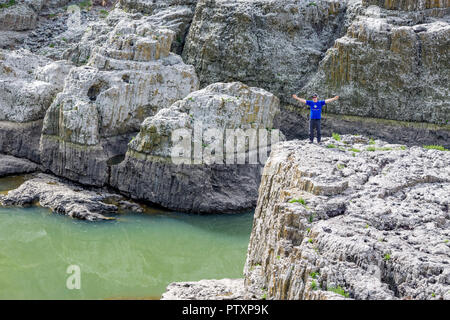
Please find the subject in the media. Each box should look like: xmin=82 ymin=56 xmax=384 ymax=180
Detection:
xmin=0 ymin=176 xmax=253 ymax=299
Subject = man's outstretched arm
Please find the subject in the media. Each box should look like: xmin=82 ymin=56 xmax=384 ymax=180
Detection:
xmin=325 ymin=96 xmax=339 ymax=104
xmin=292 ymin=94 xmax=307 ymax=104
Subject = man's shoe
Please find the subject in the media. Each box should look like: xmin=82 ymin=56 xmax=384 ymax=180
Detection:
xmin=309 ymin=141 xmax=313 ymax=144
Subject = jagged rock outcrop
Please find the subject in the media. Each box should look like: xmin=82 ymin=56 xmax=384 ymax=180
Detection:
xmin=302 ymin=2 xmax=450 ymax=125
xmin=182 ymin=0 xmax=352 ymax=103
xmin=0 ymin=173 xmax=144 ymax=220
xmin=162 ymin=136 xmax=450 ymax=300
xmin=119 ymin=0 xmax=198 ymax=54
xmin=110 ymin=82 xmax=281 ymax=213
xmin=244 ymin=135 xmax=450 ymax=300
xmin=40 ymin=14 xmax=199 ymax=186
xmin=0 ymin=49 xmax=71 ymax=162
xmin=65 ymin=2 xmax=197 ymax=65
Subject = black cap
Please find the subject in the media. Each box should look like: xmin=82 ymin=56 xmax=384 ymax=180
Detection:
xmin=311 ymin=93 xmax=318 ymax=98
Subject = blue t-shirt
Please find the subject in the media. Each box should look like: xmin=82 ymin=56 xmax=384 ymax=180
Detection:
xmin=306 ymin=100 xmax=326 ymax=119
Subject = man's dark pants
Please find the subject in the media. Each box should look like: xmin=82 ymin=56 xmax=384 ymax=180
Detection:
xmin=309 ymin=119 xmax=321 ymax=143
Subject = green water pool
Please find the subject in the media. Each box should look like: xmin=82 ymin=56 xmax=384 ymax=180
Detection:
xmin=0 ymin=205 xmax=253 ymax=299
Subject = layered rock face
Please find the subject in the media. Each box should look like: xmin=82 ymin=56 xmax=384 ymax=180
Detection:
xmin=119 ymin=0 xmax=198 ymax=54
xmin=182 ymin=0 xmax=350 ymax=103
xmin=243 ymin=136 xmax=450 ymax=300
xmin=0 ymin=49 xmax=71 ymax=162
xmin=110 ymin=82 xmax=281 ymax=213
xmin=40 ymin=14 xmax=199 ymax=186
xmin=301 ymin=2 xmax=450 ymax=125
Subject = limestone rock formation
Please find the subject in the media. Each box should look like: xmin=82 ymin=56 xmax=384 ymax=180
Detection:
xmin=0 ymin=173 xmax=144 ymax=220
xmin=110 ymin=82 xmax=281 ymax=213
xmin=182 ymin=0 xmax=351 ymax=103
xmin=119 ymin=0 xmax=198 ymax=54
xmin=0 ymin=0 xmax=39 ymax=32
xmin=302 ymin=2 xmax=450 ymax=125
xmin=0 ymin=0 xmax=71 ymax=32
xmin=162 ymin=136 xmax=450 ymax=299
xmin=244 ymin=136 xmax=450 ymax=300
xmin=40 ymin=14 xmax=199 ymax=186
xmin=0 ymin=49 xmax=71 ymax=162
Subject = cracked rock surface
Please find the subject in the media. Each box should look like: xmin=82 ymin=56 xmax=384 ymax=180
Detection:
xmin=162 ymin=136 xmax=449 ymax=300
xmin=244 ymin=135 xmax=450 ymax=300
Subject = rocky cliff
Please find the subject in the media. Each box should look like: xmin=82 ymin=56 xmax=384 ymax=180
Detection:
xmin=163 ymin=136 xmax=450 ymax=300
xmin=181 ymin=0 xmax=449 ymax=146
xmin=182 ymin=0 xmax=351 ymax=103
xmin=110 ymin=82 xmax=281 ymax=213
xmin=40 ymin=9 xmax=199 ymax=186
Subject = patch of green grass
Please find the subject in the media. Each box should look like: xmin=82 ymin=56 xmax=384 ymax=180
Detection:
xmin=0 ymin=0 xmax=15 ymax=9
xmin=432 ymin=293 xmax=436 ymax=297
xmin=49 ymin=43 xmax=55 ymax=48
xmin=366 ymin=146 xmax=376 ymax=152
xmin=311 ymin=280 xmax=317 ymax=290
xmin=310 ymin=272 xmax=319 ymax=279
xmin=308 ymin=213 xmax=314 ymax=223
xmin=384 ymin=253 xmax=391 ymax=261
xmin=261 ymin=293 xmax=267 ymax=300
xmin=78 ymin=0 xmax=92 ymax=10
xmin=276 ymin=255 xmax=280 ymax=260
xmin=365 ymin=224 xmax=369 ymax=229
xmin=307 ymin=1 xmax=317 ymax=7
xmin=307 ymin=238 xmax=313 ymax=244
xmin=289 ymin=198 xmax=307 ymax=206
xmin=444 ymin=239 xmax=448 ymax=244
xmin=350 ymin=148 xmax=361 ymax=152
xmin=369 ymin=138 xmax=375 ymax=145
xmin=337 ymin=163 xmax=346 ymax=170
xmin=327 ymin=286 xmax=349 ymax=298
xmin=399 ymin=146 xmax=407 ymax=150
xmin=332 ymin=133 xmax=341 ymax=141
xmin=62 ymin=37 xmax=68 ymax=42
xmin=377 ymin=147 xmax=392 ymax=151
xmin=326 ymin=144 xmax=336 ymax=149
xmin=100 ymin=9 xmax=108 ymax=15
xmin=423 ymin=145 xmax=448 ymax=151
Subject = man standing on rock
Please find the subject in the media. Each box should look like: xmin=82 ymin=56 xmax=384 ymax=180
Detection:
xmin=292 ymin=93 xmax=339 ymax=144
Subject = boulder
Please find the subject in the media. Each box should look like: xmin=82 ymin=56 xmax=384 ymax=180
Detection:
xmin=110 ymin=82 xmax=281 ymax=213
xmin=40 ymin=15 xmax=199 ymax=186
